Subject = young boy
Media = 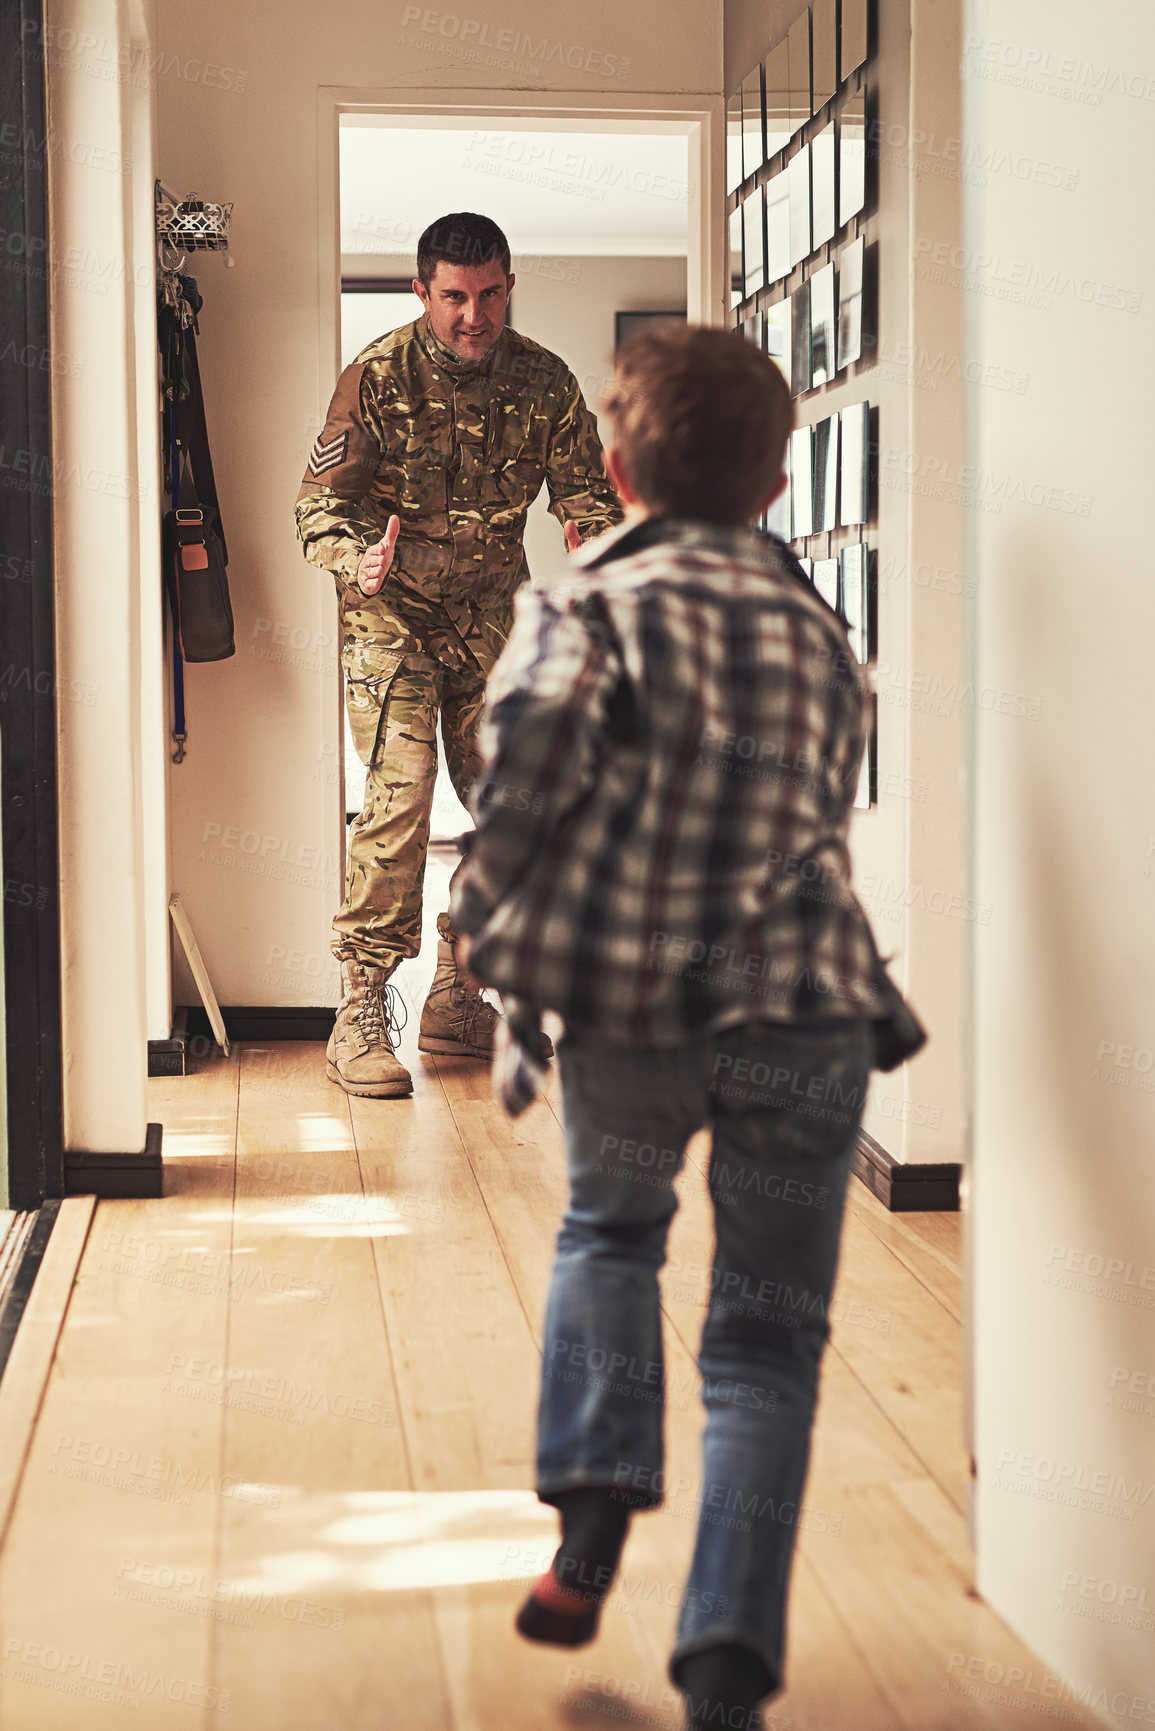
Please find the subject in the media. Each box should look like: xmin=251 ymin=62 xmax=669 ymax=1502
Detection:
xmin=451 ymin=326 xmax=918 ymax=1729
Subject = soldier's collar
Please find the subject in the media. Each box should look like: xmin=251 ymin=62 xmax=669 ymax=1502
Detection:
xmin=418 ymin=313 xmax=503 ymax=376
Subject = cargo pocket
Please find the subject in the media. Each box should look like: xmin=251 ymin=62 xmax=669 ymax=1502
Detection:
xmin=342 ymin=643 xmax=405 ymax=770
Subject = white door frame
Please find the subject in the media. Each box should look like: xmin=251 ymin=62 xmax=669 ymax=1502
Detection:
xmin=314 ymin=85 xmax=723 ymax=871
xmin=316 ymin=85 xmax=722 ymax=379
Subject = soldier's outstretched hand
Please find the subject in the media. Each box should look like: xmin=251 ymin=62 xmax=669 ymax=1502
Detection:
xmin=356 ymin=515 xmax=400 ymax=595
xmin=564 ymin=521 xmax=582 ymax=555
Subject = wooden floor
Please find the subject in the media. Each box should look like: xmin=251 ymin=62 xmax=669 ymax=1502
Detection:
xmin=0 ymin=917 xmax=1101 ymax=1727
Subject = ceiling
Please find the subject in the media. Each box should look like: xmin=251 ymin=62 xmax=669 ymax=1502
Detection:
xmin=340 ymin=123 xmax=690 ymax=259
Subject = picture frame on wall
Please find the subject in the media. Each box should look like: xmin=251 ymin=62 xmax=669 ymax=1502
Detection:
xmin=854 ymin=706 xmax=877 ymax=810
xmin=840 ymin=0 xmax=870 ymax=81
xmin=765 ymin=168 xmax=791 ymax=285
xmin=743 ymin=186 xmax=766 ymax=298
xmin=766 ymin=463 xmax=792 ymax=541
xmin=788 ymin=143 xmax=811 ymax=268
xmin=614 ymin=310 xmax=688 ymax=349
xmin=764 ymin=36 xmax=792 ymax=158
xmin=840 ymin=542 xmax=876 ymax=664
xmin=811 ymin=121 xmax=837 ymax=249
xmin=809 ymin=261 xmax=836 ymax=387
xmin=840 ymin=400 xmax=870 ymax=526
xmin=742 ymin=63 xmax=765 ymax=180
xmin=812 ymin=0 xmax=837 ymax=110
xmin=786 ymin=7 xmax=812 ymax=135
xmin=812 ymin=557 xmax=839 ymax=609
xmin=726 ymin=89 xmax=744 ymax=194
xmin=839 ymin=87 xmax=867 ymax=225
xmin=729 ymin=206 xmax=744 ymax=309
xmin=790 ymin=426 xmax=815 ymax=539
xmin=790 ymin=279 xmax=812 ymax=397
xmin=836 ymin=234 xmax=865 ymax=369
xmin=813 ymin=413 xmax=839 ymax=533
xmin=764 ymin=298 xmax=791 ymax=390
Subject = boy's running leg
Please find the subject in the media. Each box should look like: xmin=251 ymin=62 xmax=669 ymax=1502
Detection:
xmin=519 ymin=1039 xmax=704 ymax=1645
xmin=671 ymin=1018 xmax=871 ymax=1717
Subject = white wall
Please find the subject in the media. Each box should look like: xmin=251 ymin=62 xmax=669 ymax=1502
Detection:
xmin=47 ymin=0 xmax=162 ymax=1153
xmin=968 ymin=2 xmax=1155 ymax=1719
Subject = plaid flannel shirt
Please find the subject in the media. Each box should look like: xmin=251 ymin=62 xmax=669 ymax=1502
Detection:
xmin=452 ymin=517 xmax=888 ymax=1046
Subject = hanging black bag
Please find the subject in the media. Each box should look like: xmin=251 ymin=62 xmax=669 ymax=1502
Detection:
xmin=162 ymin=314 xmax=235 ymax=662
xmin=163 ymin=465 xmax=234 ymax=662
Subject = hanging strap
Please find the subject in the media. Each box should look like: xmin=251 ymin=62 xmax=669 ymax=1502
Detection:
xmin=168 ymin=587 xmax=187 ymax=762
xmin=174 ymin=324 xmax=227 ymax=559
xmin=165 ymin=410 xmax=187 ymax=761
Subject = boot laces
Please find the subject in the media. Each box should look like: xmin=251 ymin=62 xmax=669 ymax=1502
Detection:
xmin=454 ymin=976 xmax=498 ymax=1043
xmin=359 ymin=978 xmax=407 ymax=1052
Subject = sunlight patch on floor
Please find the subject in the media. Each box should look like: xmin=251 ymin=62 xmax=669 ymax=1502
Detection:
xmin=158 ymin=1124 xmax=235 ymax=1160
xmin=218 ymin=1490 xmax=557 ymax=1596
xmin=233 ymin=1195 xmax=415 ymax=1238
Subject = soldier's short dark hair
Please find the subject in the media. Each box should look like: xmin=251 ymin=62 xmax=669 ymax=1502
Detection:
xmin=417 ymin=213 xmax=512 ymax=285
xmin=601 ymin=324 xmax=794 ymax=527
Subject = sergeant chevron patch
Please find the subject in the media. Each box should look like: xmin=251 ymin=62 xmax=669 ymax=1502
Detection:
xmin=308 ymin=430 xmax=349 ymax=476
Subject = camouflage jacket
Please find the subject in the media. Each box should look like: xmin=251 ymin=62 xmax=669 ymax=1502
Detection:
xmin=294 ymin=313 xmax=623 ymax=673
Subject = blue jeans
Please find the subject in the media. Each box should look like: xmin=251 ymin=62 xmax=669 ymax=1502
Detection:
xmin=537 ymin=1018 xmax=872 ymax=1696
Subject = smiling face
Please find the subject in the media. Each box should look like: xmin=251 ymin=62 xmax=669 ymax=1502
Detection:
xmin=413 ymin=259 xmax=515 ymax=361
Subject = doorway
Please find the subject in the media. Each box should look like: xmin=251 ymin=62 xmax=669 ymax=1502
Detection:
xmin=332 ymin=110 xmax=699 ymax=869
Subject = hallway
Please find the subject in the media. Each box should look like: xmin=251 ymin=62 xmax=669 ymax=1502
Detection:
xmin=0 ymin=0 xmax=1149 ymax=1721
xmin=0 ymin=916 xmax=1099 ymax=1729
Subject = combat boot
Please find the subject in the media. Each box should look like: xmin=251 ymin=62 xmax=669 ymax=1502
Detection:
xmin=418 ymin=934 xmax=502 ymax=1057
xmin=326 ymin=959 xmax=413 ymax=1097
xmin=418 ymin=933 xmax=554 ymax=1062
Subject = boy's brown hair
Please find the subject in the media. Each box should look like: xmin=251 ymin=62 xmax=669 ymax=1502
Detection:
xmin=601 ymin=323 xmax=794 ymax=526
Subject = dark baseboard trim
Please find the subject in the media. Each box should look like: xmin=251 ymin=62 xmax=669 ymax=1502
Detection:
xmin=148 ymin=1045 xmax=186 ymax=1078
xmin=148 ymin=1008 xmax=189 ymax=1077
xmin=852 ymin=1130 xmax=960 ymax=1212
xmin=180 ymin=1005 xmax=337 ymax=1043
xmin=0 ymin=1200 xmax=61 ymax=1382
xmin=64 ymin=1122 xmax=164 ymax=1200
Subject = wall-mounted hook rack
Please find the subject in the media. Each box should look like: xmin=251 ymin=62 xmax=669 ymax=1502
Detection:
xmin=155 ymin=180 xmax=234 ymax=272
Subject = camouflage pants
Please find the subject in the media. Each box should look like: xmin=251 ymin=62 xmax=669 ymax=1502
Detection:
xmin=333 ymin=645 xmax=486 ymax=974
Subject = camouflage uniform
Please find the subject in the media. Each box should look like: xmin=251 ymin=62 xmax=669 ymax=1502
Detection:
xmin=295 ymin=312 xmax=622 ymax=974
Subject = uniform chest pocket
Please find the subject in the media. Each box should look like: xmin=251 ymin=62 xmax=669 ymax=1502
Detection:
xmin=375 ymin=461 xmax=449 ymax=530
xmin=378 ymin=402 xmax=451 ymax=526
xmin=493 ymin=406 xmax=549 ymax=502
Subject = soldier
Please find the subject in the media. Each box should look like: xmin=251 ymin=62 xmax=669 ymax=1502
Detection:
xmin=295 ymin=211 xmax=622 ymax=1098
